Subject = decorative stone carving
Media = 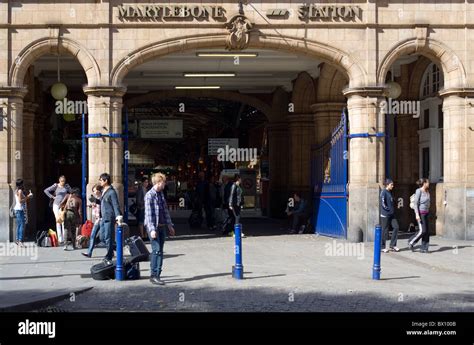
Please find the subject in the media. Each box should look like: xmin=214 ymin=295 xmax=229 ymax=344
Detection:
xmin=225 ymin=15 xmax=253 ymax=51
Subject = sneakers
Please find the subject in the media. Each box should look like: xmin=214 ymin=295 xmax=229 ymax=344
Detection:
xmin=382 ymin=248 xmax=389 ymax=253
xmin=232 ymin=232 xmax=246 ymax=238
xmin=150 ymin=277 xmax=165 ymax=285
xmin=390 ymin=246 xmax=400 ymax=252
xmin=81 ymin=252 xmax=91 ymax=258
xmin=408 ymin=243 xmax=415 ymax=252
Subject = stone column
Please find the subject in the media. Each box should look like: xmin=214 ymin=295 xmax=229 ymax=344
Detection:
xmin=83 ymin=86 xmax=126 ymax=215
xmin=438 ymin=89 xmax=474 ymax=240
xmin=287 ymin=114 xmax=314 ymax=199
xmin=22 ymin=103 xmax=38 ymax=238
xmin=343 ymin=87 xmax=386 ymax=242
xmin=0 ymin=87 xmax=28 ymax=241
xmin=266 ymin=121 xmax=289 ymax=217
xmin=311 ymin=102 xmax=347 ymax=146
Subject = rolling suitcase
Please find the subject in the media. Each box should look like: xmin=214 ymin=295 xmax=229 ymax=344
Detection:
xmin=188 ymin=210 xmax=203 ymax=228
xmin=91 ymin=261 xmax=115 ymax=280
xmin=125 ymin=235 xmax=150 ymax=262
xmin=125 ymin=257 xmax=141 ymax=280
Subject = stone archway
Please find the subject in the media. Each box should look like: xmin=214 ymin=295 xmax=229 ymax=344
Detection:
xmin=9 ymin=36 xmax=101 ymax=87
xmin=111 ymin=33 xmax=367 ymax=89
xmin=378 ymin=37 xmax=466 ymax=90
xmin=125 ymin=89 xmax=273 ymax=121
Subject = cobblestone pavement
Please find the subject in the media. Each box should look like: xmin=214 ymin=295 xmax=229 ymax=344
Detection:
xmin=1 ymin=217 xmax=473 ymax=312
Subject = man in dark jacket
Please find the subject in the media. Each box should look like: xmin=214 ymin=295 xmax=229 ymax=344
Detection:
xmin=99 ymin=173 xmax=122 ymax=264
xmin=380 ymin=178 xmax=400 ymax=253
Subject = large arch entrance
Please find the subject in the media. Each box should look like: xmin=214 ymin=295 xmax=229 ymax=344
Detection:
xmin=118 ymin=46 xmax=351 ymax=236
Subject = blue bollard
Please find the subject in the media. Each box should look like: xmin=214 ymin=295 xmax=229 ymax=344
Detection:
xmin=115 ymin=222 xmax=124 ymax=281
xmin=372 ymin=224 xmax=382 ymax=280
xmin=232 ymin=223 xmax=244 ymax=280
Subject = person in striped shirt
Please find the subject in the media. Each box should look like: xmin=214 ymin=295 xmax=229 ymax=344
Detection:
xmin=144 ymin=172 xmax=176 ymax=285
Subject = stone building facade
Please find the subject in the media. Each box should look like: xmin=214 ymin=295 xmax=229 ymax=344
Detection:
xmin=1 ymin=1 xmax=473 ymax=242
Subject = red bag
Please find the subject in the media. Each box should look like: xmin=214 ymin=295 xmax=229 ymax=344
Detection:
xmin=48 ymin=229 xmax=58 ymax=247
xmin=81 ymin=220 xmax=93 ymax=238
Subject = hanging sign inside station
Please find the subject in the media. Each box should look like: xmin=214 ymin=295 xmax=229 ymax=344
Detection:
xmin=118 ymin=4 xmax=226 ymax=20
xmin=208 ymin=138 xmax=239 ymax=156
xmin=139 ymin=119 xmax=183 ymax=139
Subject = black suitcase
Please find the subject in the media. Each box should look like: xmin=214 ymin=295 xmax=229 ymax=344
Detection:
xmin=91 ymin=261 xmax=115 ymax=280
xmin=188 ymin=210 xmax=203 ymax=228
xmin=125 ymin=236 xmax=150 ymax=262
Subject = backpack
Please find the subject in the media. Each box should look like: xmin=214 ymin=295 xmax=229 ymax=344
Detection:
xmin=81 ymin=220 xmax=94 ymax=238
xmin=75 ymin=235 xmax=90 ymax=249
xmin=36 ymin=230 xmax=49 ymax=246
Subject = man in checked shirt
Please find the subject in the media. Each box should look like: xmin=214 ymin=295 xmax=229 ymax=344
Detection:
xmin=144 ymin=172 xmax=176 ymax=285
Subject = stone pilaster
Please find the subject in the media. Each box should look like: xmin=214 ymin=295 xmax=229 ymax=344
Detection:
xmin=311 ymin=102 xmax=347 ymax=146
xmin=266 ymin=121 xmax=289 ymax=217
xmin=22 ymin=103 xmax=38 ymax=238
xmin=438 ymin=88 xmax=474 ymax=240
xmin=287 ymin=114 xmax=314 ymax=198
xmin=343 ymin=87 xmax=386 ymax=242
xmin=0 ymin=87 xmax=28 ymax=241
xmin=83 ymin=86 xmax=126 ymax=215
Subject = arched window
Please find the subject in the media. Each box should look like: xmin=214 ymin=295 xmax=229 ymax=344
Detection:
xmin=421 ymin=63 xmax=444 ymax=99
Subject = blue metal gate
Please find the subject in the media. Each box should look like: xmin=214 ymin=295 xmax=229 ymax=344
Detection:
xmin=311 ymin=110 xmax=348 ymax=238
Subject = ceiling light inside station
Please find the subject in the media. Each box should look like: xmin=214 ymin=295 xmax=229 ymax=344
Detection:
xmin=174 ymin=86 xmax=221 ymax=89
xmin=183 ymin=73 xmax=236 ymax=77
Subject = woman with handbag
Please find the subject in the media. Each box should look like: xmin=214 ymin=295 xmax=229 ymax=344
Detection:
xmin=60 ymin=188 xmax=82 ymax=251
xmin=44 ymin=176 xmax=72 ymax=245
xmin=14 ymin=179 xmax=33 ymax=247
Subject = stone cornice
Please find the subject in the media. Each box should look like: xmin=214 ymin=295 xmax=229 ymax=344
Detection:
xmin=0 ymin=87 xmax=29 ymax=99
xmin=311 ymin=102 xmax=347 ymax=112
xmin=342 ymin=86 xmax=386 ymax=98
xmin=83 ymin=86 xmax=127 ymax=98
xmin=287 ymin=113 xmax=314 ymax=124
xmin=438 ymin=87 xmax=474 ymax=98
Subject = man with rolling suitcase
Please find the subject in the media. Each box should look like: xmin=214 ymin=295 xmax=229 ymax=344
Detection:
xmin=145 ymin=173 xmax=176 ymax=285
xmin=98 ymin=173 xmax=122 ymax=265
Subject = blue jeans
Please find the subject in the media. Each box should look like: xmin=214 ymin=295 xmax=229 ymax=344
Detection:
xmin=101 ymin=219 xmax=115 ymax=260
xmin=150 ymin=225 xmax=167 ymax=278
xmin=15 ymin=210 xmax=25 ymax=242
xmin=87 ymin=222 xmax=102 ymax=256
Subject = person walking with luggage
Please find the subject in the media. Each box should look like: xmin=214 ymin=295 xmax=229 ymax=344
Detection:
xmin=136 ymin=176 xmax=150 ymax=240
xmin=60 ymin=188 xmax=82 ymax=251
xmin=380 ymin=179 xmax=400 ymax=253
xmin=44 ymin=176 xmax=71 ymax=245
xmin=14 ymin=179 xmax=33 ymax=247
xmin=82 ymin=184 xmax=103 ymax=258
xmin=99 ymin=173 xmax=122 ymax=265
xmin=145 ymin=172 xmax=176 ymax=286
xmin=408 ymin=178 xmax=431 ymax=253
xmin=227 ymin=174 xmax=245 ymax=237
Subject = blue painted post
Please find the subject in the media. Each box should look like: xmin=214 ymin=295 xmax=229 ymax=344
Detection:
xmin=372 ymin=224 xmax=382 ymax=280
xmin=115 ymin=221 xmax=124 ymax=281
xmin=81 ymin=112 xmax=87 ymax=223
xmin=232 ymin=223 xmax=244 ymax=279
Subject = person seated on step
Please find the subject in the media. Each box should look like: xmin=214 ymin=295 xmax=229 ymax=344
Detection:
xmin=286 ymin=192 xmax=308 ymax=234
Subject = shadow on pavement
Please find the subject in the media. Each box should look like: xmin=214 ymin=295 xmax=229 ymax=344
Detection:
xmin=380 ymin=276 xmax=421 ymax=281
